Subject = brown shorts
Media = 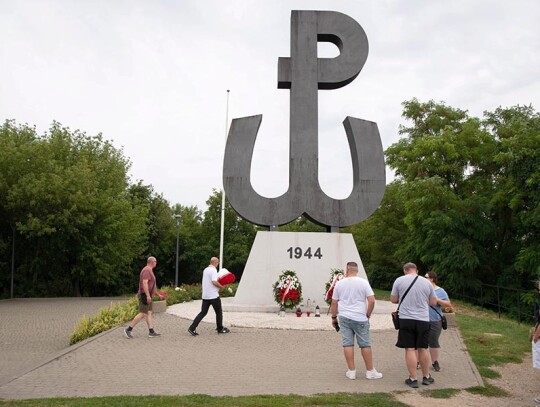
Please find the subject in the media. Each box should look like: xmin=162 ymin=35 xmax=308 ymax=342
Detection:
xmin=138 ymin=294 xmax=153 ymax=313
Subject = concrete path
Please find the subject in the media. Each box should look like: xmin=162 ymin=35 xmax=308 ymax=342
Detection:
xmin=0 ymin=298 xmax=127 ymax=387
xmin=0 ymin=297 xmax=482 ymax=400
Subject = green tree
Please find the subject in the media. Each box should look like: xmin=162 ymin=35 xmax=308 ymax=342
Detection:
xmin=278 ymin=216 xmax=325 ymax=232
xmin=384 ymin=100 xmax=495 ymax=291
xmin=201 ymin=190 xmax=257 ymax=279
xmin=127 ymin=182 xmax=176 ymax=286
xmin=171 ymin=203 xmax=207 ymax=284
xmin=380 ymin=99 xmax=540 ymax=300
xmin=344 ymin=182 xmax=408 ymax=289
xmin=0 ymin=121 xmax=39 ymax=296
xmin=484 ymin=105 xmax=540 ymax=287
xmin=0 ymin=120 xmax=147 ymax=297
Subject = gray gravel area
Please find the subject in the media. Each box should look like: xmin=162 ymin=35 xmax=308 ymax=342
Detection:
xmin=169 ymin=297 xmax=397 ymax=330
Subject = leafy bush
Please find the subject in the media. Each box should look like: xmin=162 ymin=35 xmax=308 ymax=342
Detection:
xmin=69 ymin=297 xmax=138 ymax=345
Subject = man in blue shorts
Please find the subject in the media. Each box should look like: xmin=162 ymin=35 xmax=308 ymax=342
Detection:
xmin=330 ymin=261 xmax=383 ymax=380
xmin=391 ymin=262 xmax=437 ymax=388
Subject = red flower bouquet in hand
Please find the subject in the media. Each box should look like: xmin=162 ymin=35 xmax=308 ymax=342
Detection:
xmin=154 ymin=291 xmax=169 ymax=301
xmin=217 ymin=268 xmax=236 ymax=286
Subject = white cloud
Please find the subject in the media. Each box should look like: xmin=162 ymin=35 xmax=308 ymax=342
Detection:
xmin=1 ymin=0 xmax=539 ymax=209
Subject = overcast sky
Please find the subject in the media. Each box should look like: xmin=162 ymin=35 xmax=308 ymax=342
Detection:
xmin=2 ymin=0 xmax=539 ymax=210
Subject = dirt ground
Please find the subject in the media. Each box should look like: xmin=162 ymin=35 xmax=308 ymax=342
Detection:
xmin=395 ymin=353 xmax=539 ymax=407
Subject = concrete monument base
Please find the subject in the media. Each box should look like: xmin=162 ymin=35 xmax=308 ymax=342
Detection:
xmin=223 ymin=231 xmax=368 ymax=313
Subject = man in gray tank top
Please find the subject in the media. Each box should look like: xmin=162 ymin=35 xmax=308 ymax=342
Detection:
xmin=391 ymin=263 xmax=437 ymax=388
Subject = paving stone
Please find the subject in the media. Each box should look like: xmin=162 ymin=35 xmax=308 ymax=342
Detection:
xmin=0 ymin=298 xmax=482 ymax=400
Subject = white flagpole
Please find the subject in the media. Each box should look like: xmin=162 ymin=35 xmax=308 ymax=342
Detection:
xmin=219 ymin=90 xmax=230 ymax=269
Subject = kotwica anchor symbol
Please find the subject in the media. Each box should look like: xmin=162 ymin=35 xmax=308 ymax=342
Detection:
xmin=223 ymin=10 xmax=385 ymax=231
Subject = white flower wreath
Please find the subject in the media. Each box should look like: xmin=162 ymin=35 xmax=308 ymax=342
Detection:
xmin=272 ymin=270 xmax=303 ymax=309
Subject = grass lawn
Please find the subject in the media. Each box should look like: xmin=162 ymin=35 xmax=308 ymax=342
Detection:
xmin=0 ymin=393 xmax=410 ymax=407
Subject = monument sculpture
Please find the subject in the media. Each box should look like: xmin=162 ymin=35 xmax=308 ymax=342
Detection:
xmin=223 ymin=10 xmax=385 ymax=232
xmin=222 ymin=11 xmax=386 ymax=310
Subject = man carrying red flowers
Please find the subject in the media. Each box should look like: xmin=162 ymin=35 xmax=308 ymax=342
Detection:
xmin=330 ymin=261 xmax=383 ymax=380
xmin=188 ymin=257 xmax=230 ymax=336
xmin=123 ymin=256 xmax=161 ymax=339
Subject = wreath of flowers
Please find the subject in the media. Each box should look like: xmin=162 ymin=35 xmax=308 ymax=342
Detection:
xmin=324 ymin=268 xmax=345 ymax=305
xmin=272 ymin=270 xmax=303 ymax=309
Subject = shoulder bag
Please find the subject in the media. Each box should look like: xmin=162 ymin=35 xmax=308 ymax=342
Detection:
xmin=392 ymin=276 xmax=419 ymax=330
xmin=430 ymin=305 xmax=448 ymax=330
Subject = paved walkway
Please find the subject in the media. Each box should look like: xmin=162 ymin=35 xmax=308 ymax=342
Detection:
xmin=0 ymin=298 xmax=482 ymax=400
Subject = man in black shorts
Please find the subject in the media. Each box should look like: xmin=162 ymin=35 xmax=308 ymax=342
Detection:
xmin=391 ymin=263 xmax=437 ymax=388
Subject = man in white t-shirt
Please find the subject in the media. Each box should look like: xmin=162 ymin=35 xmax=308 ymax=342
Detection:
xmin=188 ymin=257 xmax=230 ymax=336
xmin=330 ymin=261 xmax=383 ymax=380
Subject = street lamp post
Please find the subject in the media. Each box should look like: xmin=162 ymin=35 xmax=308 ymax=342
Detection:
xmin=10 ymin=223 xmax=15 ymax=299
xmin=174 ymin=214 xmax=181 ymax=287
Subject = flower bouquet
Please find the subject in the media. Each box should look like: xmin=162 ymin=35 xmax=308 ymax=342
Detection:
xmin=324 ymin=268 xmax=344 ymax=305
xmin=217 ymin=268 xmax=236 ymax=286
xmin=272 ymin=270 xmax=302 ymax=310
xmin=153 ymin=291 xmax=169 ymax=302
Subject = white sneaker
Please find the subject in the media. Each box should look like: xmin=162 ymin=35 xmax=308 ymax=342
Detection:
xmin=365 ymin=369 xmax=383 ymax=380
xmin=345 ymin=370 xmax=356 ymax=380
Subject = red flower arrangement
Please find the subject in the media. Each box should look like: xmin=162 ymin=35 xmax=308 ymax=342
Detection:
xmin=153 ymin=291 xmax=169 ymax=302
xmin=217 ymin=268 xmax=236 ymax=286
xmin=324 ymin=269 xmax=344 ymax=305
xmin=272 ymin=270 xmax=302 ymax=310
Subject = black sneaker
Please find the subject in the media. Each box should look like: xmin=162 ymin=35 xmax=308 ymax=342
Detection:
xmin=148 ymin=331 xmax=161 ymax=338
xmin=432 ymin=361 xmax=440 ymax=372
xmin=187 ymin=327 xmax=198 ymax=336
xmin=422 ymin=375 xmax=434 ymax=385
xmin=217 ymin=327 xmax=230 ymax=334
xmin=124 ymin=328 xmax=133 ymax=339
xmin=405 ymin=378 xmax=419 ymax=388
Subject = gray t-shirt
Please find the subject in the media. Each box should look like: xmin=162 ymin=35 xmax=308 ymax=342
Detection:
xmin=391 ymin=274 xmax=435 ymax=322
